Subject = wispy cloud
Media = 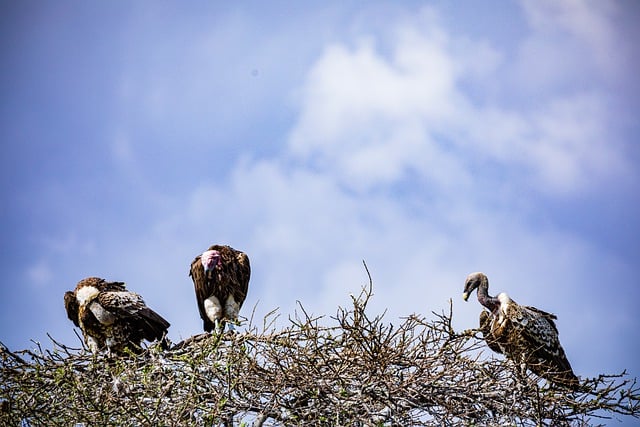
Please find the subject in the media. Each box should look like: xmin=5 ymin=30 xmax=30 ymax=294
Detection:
xmin=289 ymin=7 xmax=631 ymax=198
xmin=519 ymin=0 xmax=621 ymax=78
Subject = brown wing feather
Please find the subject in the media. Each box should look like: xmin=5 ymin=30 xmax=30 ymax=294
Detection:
xmin=502 ymin=299 xmax=579 ymax=389
xmin=135 ymin=306 xmax=171 ymax=343
xmin=517 ymin=305 xmax=577 ymax=387
xmin=522 ymin=305 xmax=559 ymax=333
xmin=229 ymin=248 xmax=251 ymax=307
xmin=190 ymin=254 xmax=215 ymax=332
xmin=64 ymin=291 xmax=80 ymax=327
xmin=212 ymin=245 xmax=251 ymax=313
xmin=96 ymin=291 xmax=170 ymax=345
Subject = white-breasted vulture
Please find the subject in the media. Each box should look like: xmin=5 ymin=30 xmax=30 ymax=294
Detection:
xmin=463 ymin=272 xmax=579 ymax=389
xmin=189 ymin=244 xmax=250 ymax=333
xmin=64 ymin=277 xmax=170 ymax=355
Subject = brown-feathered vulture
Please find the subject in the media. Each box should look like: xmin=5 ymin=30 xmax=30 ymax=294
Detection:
xmin=64 ymin=277 xmax=170 ymax=355
xmin=189 ymin=244 xmax=251 ymax=333
xmin=463 ymin=272 xmax=579 ymax=389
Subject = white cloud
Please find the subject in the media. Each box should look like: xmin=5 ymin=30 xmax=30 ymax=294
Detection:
xmin=288 ymin=6 xmax=631 ymax=198
xmin=287 ymin=31 xmax=464 ymax=192
xmin=527 ymin=94 xmax=626 ymax=193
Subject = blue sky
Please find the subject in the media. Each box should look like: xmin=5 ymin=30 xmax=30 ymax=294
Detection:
xmin=1 ymin=0 xmax=639 ymax=419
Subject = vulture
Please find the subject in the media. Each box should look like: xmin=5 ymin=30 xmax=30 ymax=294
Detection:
xmin=64 ymin=277 xmax=170 ymax=355
xmin=463 ymin=272 xmax=579 ymax=389
xmin=189 ymin=244 xmax=251 ymax=333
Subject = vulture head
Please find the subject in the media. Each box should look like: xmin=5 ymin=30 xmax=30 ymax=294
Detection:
xmin=201 ymin=250 xmax=222 ymax=279
xmin=462 ymin=271 xmax=488 ymax=301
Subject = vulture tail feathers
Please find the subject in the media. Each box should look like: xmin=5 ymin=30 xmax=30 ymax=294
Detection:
xmin=136 ymin=307 xmax=171 ymax=343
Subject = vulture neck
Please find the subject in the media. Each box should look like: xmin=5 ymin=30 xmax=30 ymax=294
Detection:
xmin=476 ymin=280 xmax=500 ymax=313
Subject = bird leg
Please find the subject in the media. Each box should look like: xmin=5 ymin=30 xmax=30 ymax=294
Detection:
xmin=214 ymin=318 xmax=225 ymax=335
xmin=224 ymin=295 xmax=240 ymax=332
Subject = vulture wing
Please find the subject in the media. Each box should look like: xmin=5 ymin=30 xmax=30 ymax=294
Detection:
xmin=95 ymin=291 xmax=170 ymax=343
xmin=504 ymin=300 xmax=578 ymax=388
xmin=228 ymin=248 xmax=250 ymax=308
xmin=513 ymin=305 xmax=566 ymax=367
xmin=189 ymin=255 xmax=214 ymax=331
xmin=64 ymin=291 xmax=80 ymax=327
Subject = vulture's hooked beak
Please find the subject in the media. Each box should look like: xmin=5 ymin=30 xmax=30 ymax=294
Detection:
xmin=462 ymin=292 xmax=470 ymax=301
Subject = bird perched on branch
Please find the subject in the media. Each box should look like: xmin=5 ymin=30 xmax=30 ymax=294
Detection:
xmin=189 ymin=244 xmax=250 ymax=333
xmin=64 ymin=277 xmax=170 ymax=355
xmin=463 ymin=272 xmax=579 ymax=389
